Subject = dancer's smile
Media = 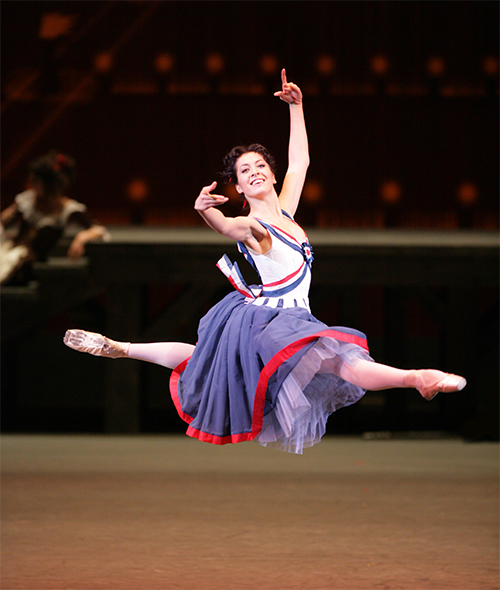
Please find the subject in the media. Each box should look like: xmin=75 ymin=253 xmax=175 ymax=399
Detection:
xmin=235 ymin=153 xmax=275 ymax=195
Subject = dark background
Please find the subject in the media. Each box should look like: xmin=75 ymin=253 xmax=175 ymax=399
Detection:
xmin=2 ymin=1 xmax=499 ymax=228
xmin=1 ymin=1 xmax=498 ymax=439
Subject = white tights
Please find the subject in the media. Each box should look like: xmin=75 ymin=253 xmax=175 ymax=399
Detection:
xmin=128 ymin=342 xmax=195 ymax=370
xmin=126 ymin=342 xmax=414 ymax=390
xmin=339 ymin=359 xmax=409 ymax=390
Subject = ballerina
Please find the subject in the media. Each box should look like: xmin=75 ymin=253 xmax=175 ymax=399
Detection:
xmin=64 ymin=69 xmax=466 ymax=454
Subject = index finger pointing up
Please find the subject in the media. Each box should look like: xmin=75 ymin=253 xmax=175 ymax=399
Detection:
xmin=281 ymin=68 xmax=287 ymax=87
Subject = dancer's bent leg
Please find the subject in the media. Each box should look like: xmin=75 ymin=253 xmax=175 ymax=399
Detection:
xmin=64 ymin=329 xmax=194 ymax=369
xmin=340 ymin=359 xmax=466 ymax=401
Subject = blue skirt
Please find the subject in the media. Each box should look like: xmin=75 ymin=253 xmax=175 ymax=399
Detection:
xmin=170 ymin=290 xmax=373 ymax=454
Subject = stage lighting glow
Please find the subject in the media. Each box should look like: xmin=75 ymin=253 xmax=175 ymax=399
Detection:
xmin=457 ymin=183 xmax=479 ymax=206
xmin=94 ymin=52 xmax=113 ymax=74
xmin=380 ymin=181 xmax=402 ymax=205
xmin=127 ymin=179 xmax=149 ymax=203
xmin=370 ymin=55 xmax=390 ymax=77
xmin=155 ymin=53 xmax=175 ymax=74
xmin=205 ymin=53 xmax=225 ymax=75
xmin=260 ymin=54 xmax=279 ymax=76
xmin=426 ymin=56 xmax=446 ymax=77
xmin=315 ymin=55 xmax=336 ymax=76
xmin=481 ymin=56 xmax=499 ymax=77
xmin=303 ymin=180 xmax=324 ymax=204
xmin=38 ymin=12 xmax=76 ymax=40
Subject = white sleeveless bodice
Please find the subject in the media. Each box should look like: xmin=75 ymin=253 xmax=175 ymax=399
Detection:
xmin=217 ymin=214 xmax=314 ymax=311
xmin=245 ymin=229 xmax=312 ymax=310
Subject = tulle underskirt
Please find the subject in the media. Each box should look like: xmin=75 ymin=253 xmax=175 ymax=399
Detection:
xmin=256 ymin=337 xmax=372 ymax=454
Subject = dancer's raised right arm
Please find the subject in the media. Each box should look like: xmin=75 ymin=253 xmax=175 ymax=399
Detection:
xmin=194 ymin=181 xmax=267 ymax=247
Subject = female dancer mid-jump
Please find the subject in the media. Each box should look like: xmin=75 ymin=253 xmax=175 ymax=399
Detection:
xmin=64 ymin=69 xmax=466 ymax=454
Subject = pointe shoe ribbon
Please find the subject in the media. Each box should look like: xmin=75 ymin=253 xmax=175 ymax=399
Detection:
xmin=64 ymin=329 xmax=129 ymax=358
xmin=405 ymin=370 xmax=467 ymax=401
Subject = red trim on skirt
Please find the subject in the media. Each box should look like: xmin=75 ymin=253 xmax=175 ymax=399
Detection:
xmin=169 ymin=328 xmax=369 ymax=446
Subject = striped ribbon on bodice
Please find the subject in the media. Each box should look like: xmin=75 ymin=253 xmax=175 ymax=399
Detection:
xmin=217 ymin=214 xmax=314 ymax=301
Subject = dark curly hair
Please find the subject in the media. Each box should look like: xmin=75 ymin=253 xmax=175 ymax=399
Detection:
xmin=222 ymin=144 xmax=277 ymax=186
xmin=28 ymin=150 xmax=76 ymax=196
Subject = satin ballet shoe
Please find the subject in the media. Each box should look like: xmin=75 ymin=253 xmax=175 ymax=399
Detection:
xmin=405 ymin=369 xmax=467 ymax=401
xmin=64 ymin=329 xmax=129 ymax=359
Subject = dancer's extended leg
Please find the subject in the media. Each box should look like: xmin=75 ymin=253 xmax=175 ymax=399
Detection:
xmin=64 ymin=330 xmax=194 ymax=369
xmin=340 ymin=359 xmax=466 ymax=401
xmin=128 ymin=342 xmax=195 ymax=369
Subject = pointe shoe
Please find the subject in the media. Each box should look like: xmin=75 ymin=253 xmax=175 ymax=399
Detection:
xmin=64 ymin=329 xmax=129 ymax=359
xmin=405 ymin=369 xmax=467 ymax=401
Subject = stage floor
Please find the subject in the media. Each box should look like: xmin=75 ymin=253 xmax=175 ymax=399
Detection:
xmin=2 ymin=435 xmax=499 ymax=590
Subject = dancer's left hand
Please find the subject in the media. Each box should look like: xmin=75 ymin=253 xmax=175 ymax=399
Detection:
xmin=274 ymin=68 xmax=302 ymax=105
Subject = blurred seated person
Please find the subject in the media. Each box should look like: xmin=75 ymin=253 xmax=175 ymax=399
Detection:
xmin=1 ymin=150 xmax=109 ymax=285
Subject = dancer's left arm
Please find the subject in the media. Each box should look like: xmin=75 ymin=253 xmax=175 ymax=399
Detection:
xmin=274 ymin=69 xmax=310 ymax=218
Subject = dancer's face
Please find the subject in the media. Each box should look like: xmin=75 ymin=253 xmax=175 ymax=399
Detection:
xmin=234 ymin=152 xmax=276 ymax=197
